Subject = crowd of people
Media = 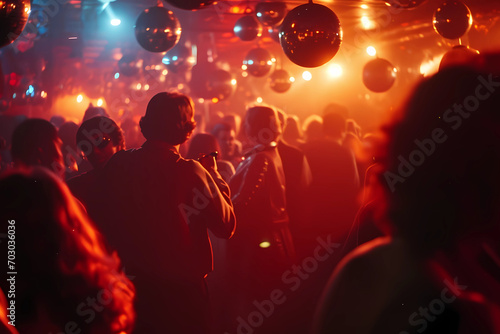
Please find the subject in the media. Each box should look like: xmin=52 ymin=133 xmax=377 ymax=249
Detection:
xmin=0 ymin=55 xmax=499 ymax=334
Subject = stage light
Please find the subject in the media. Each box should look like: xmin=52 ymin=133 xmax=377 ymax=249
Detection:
xmin=367 ymin=46 xmax=377 ymax=57
xmin=259 ymin=241 xmax=271 ymax=248
xmin=97 ymin=98 xmax=104 ymax=107
xmin=256 ymin=97 xmax=263 ymax=103
xmin=231 ymin=79 xmax=237 ymax=85
xmin=327 ymin=64 xmax=343 ymax=78
xmin=77 ymin=95 xmax=83 ymax=103
xmin=114 ymin=72 xmax=120 ymax=79
xmin=111 ymin=18 xmax=121 ymax=26
xmin=289 ymin=76 xmax=295 ymax=82
xmin=302 ymin=71 xmax=312 ymax=81
xmin=361 ymin=16 xmax=375 ymax=30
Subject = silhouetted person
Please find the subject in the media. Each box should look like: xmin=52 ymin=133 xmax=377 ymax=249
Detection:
xmin=95 ymin=92 xmax=236 ymax=334
xmin=302 ymin=115 xmax=323 ymax=143
xmin=225 ymin=106 xmax=294 ymax=333
xmin=212 ymin=122 xmax=243 ymax=169
xmin=10 ymin=119 xmax=65 ymax=179
xmin=82 ymin=103 xmax=109 ymax=123
xmin=276 ymin=109 xmax=312 ymax=259
xmin=283 ymin=114 xmax=305 ymax=148
xmin=67 ymin=116 xmax=125 ymax=215
xmin=0 ymin=167 xmax=135 ymax=333
xmin=314 ymin=65 xmax=500 ymax=334
xmin=302 ymin=112 xmax=360 ymax=246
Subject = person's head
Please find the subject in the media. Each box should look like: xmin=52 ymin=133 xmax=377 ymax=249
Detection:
xmin=11 ymin=119 xmax=65 ymax=178
xmin=186 ymin=133 xmax=221 ymax=160
xmin=211 ymin=122 xmax=237 ymax=158
xmin=302 ymin=115 xmax=323 ymax=142
xmin=222 ymin=113 xmax=242 ymax=136
xmin=0 ymin=167 xmax=135 ymax=332
xmin=323 ymin=103 xmax=349 ymax=119
xmin=76 ymin=116 xmax=125 ymax=169
xmin=323 ymin=112 xmax=346 ymax=140
xmin=244 ymin=105 xmax=282 ymax=146
xmin=139 ymin=92 xmax=196 ymax=145
xmin=82 ymin=104 xmax=109 ymax=123
xmin=377 ymin=66 xmax=500 ymax=254
xmin=50 ymin=115 xmax=66 ymax=129
xmin=283 ymin=115 xmax=303 ymax=144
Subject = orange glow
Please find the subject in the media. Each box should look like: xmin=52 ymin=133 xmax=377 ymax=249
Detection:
xmin=212 ymin=97 xmax=219 ymax=103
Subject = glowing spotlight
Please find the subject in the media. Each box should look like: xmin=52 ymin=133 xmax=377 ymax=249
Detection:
xmin=361 ymin=16 xmax=375 ymax=30
xmin=328 ymin=64 xmax=343 ymax=78
xmin=144 ymin=84 xmax=150 ymax=91
xmin=114 ymin=72 xmax=120 ymax=79
xmin=242 ymin=72 xmax=248 ymax=78
xmin=302 ymin=71 xmax=312 ymax=81
xmin=361 ymin=4 xmax=369 ymax=9
xmin=289 ymin=76 xmax=295 ymax=83
xmin=77 ymin=95 xmax=83 ymax=103
xmin=41 ymin=91 xmax=47 ymax=98
xmin=241 ymin=64 xmax=248 ymax=70
xmin=366 ymin=46 xmax=377 ymax=57
xmin=212 ymin=97 xmax=219 ymax=103
xmin=97 ymin=98 xmax=104 ymax=107
xmin=259 ymin=241 xmax=271 ymax=248
xmin=136 ymin=83 xmax=142 ymax=90
xmin=111 ymin=19 xmax=121 ymax=26
xmin=198 ymin=98 xmax=205 ymax=103
xmin=256 ymin=97 xmax=263 ymax=103
xmin=231 ymin=79 xmax=237 ymax=86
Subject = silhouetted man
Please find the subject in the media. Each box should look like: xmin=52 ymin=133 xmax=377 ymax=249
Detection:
xmin=95 ymin=92 xmax=236 ymax=334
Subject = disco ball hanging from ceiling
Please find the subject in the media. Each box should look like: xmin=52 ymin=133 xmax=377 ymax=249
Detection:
xmin=269 ymin=69 xmax=292 ymax=93
xmin=234 ymin=15 xmax=263 ymax=41
xmin=0 ymin=0 xmax=31 ymax=48
xmin=433 ymin=1 xmax=473 ymax=40
xmin=135 ymin=6 xmax=181 ymax=53
xmin=255 ymin=2 xmax=288 ymax=27
xmin=439 ymin=45 xmax=480 ymax=71
xmin=243 ymin=48 xmax=274 ymax=77
xmin=279 ymin=3 xmax=342 ymax=68
xmin=363 ymin=58 xmax=397 ymax=93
